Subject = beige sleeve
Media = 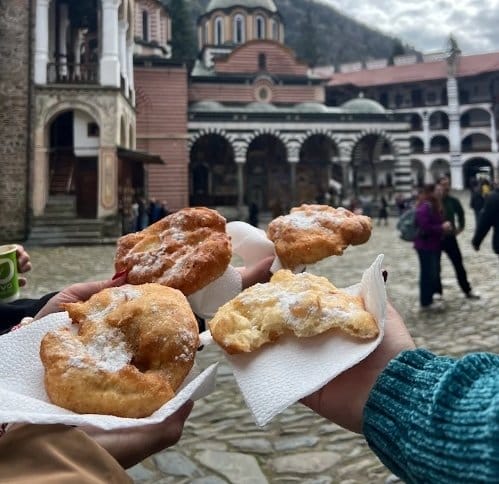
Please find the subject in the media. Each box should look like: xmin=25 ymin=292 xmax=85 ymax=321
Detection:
xmin=0 ymin=424 xmax=132 ymax=484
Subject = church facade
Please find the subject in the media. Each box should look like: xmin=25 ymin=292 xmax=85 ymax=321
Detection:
xmin=137 ymin=0 xmax=413 ymax=220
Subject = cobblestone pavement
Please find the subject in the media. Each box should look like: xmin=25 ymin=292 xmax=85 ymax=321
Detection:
xmin=21 ymin=201 xmax=499 ymax=484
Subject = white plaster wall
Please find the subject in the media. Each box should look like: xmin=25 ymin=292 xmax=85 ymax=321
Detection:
xmin=73 ymin=111 xmax=99 ymax=157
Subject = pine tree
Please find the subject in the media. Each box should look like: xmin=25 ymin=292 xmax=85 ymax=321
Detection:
xmin=169 ymin=0 xmax=197 ymax=63
xmin=389 ymin=39 xmax=405 ymax=65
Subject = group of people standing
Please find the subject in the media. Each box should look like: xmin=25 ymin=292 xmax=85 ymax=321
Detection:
xmin=131 ymin=197 xmax=171 ymax=232
xmin=412 ymin=175 xmax=499 ymax=311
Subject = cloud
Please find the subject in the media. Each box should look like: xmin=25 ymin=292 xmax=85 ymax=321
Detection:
xmin=322 ymin=0 xmax=499 ymax=54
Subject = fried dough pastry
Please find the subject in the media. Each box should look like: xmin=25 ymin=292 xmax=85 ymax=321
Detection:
xmin=209 ymin=270 xmax=378 ymax=354
xmin=40 ymin=284 xmax=199 ymax=418
xmin=115 ymin=207 xmax=232 ymax=296
xmin=267 ymin=204 xmax=372 ymax=269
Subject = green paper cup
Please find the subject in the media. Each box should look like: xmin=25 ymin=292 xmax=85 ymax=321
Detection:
xmin=0 ymin=244 xmax=20 ymax=303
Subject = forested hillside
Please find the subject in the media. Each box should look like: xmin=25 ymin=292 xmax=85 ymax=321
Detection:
xmin=167 ymin=0 xmax=416 ymax=66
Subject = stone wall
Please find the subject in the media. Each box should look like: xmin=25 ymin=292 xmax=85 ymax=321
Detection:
xmin=0 ymin=0 xmax=31 ymax=242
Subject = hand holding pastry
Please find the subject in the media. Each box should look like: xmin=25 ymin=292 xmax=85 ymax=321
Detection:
xmin=301 ymin=301 xmax=415 ymax=433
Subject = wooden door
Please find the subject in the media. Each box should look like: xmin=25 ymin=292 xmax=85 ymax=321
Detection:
xmin=76 ymin=157 xmax=98 ymax=218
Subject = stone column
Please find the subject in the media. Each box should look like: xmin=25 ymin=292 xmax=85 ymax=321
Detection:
xmin=32 ymin=147 xmax=49 ymax=216
xmin=119 ymin=20 xmax=129 ymax=95
xmin=422 ymin=111 xmax=430 ymax=153
xmin=447 ymin=76 xmax=462 ymax=188
xmin=287 ymin=141 xmax=300 ymax=206
xmin=98 ymin=147 xmax=118 ymax=217
xmin=233 ymin=141 xmax=247 ymax=213
xmin=127 ymin=42 xmax=135 ymax=104
xmin=100 ymin=0 xmax=121 ymax=87
xmin=58 ymin=3 xmax=69 ymax=78
xmin=490 ymin=109 xmax=498 ymax=152
xmin=34 ymin=0 xmax=50 ymax=84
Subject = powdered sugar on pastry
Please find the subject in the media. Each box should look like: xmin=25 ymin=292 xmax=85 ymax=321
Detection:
xmin=115 ymin=207 xmax=232 ymax=296
xmin=40 ymin=283 xmax=199 ymax=418
xmin=267 ymin=204 xmax=372 ymax=269
xmin=209 ymin=270 xmax=379 ymax=354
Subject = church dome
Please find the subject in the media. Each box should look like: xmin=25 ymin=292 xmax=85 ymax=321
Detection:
xmin=206 ymin=0 xmax=277 ymax=13
xmin=190 ymin=101 xmax=224 ymax=111
xmin=246 ymin=101 xmax=277 ymax=112
xmin=294 ymin=102 xmax=329 ymax=113
xmin=341 ymin=97 xmax=386 ymax=114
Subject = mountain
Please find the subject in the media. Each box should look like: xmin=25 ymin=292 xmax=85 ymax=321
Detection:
xmin=178 ymin=0 xmax=417 ymax=67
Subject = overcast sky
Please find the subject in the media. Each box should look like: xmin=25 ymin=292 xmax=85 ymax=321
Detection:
xmin=322 ymin=0 xmax=499 ymax=55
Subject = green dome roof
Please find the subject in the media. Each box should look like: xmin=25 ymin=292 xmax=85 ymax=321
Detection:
xmin=341 ymin=97 xmax=386 ymax=114
xmin=295 ymin=102 xmax=329 ymax=113
xmin=190 ymin=101 xmax=224 ymax=111
xmin=206 ymin=0 xmax=277 ymax=13
xmin=246 ymin=102 xmax=277 ymax=112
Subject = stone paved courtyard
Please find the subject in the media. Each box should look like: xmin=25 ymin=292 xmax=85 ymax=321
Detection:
xmin=21 ymin=201 xmax=499 ymax=483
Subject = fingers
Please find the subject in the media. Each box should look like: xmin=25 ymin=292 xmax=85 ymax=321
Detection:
xmin=64 ymin=275 xmax=128 ymax=303
xmin=238 ymin=256 xmax=275 ymax=289
xmin=18 ymin=277 xmax=27 ymax=288
xmin=16 ymin=245 xmax=32 ymax=274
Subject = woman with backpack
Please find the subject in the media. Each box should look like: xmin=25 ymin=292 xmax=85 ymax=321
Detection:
xmin=414 ymin=184 xmax=453 ymax=311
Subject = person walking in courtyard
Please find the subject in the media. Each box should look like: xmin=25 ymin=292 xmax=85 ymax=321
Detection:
xmin=469 ymin=182 xmax=485 ymax=228
xmin=436 ymin=176 xmax=480 ymax=300
xmin=413 ymin=184 xmax=452 ymax=310
xmin=472 ymin=182 xmax=499 ymax=260
xmin=377 ymin=195 xmax=389 ymax=226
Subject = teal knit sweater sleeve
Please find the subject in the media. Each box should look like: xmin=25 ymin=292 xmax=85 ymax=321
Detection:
xmin=363 ymin=349 xmax=499 ymax=483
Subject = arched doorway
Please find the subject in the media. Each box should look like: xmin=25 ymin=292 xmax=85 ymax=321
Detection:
xmin=351 ymin=134 xmax=395 ymax=201
xmin=245 ymin=134 xmax=288 ymax=214
xmin=411 ymin=159 xmax=425 ymax=187
xmin=48 ymin=109 xmax=99 ymax=218
xmin=189 ymin=134 xmax=236 ymax=206
xmin=463 ymin=157 xmax=494 ymax=188
xmin=297 ymin=134 xmax=339 ymax=204
xmin=430 ymin=158 xmax=450 ymax=182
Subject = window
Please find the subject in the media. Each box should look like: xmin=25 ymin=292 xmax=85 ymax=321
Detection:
xmin=87 ymin=122 xmax=99 ymax=137
xmin=255 ymin=15 xmax=265 ymax=39
xmin=258 ymin=53 xmax=266 ymax=70
xmin=271 ymin=19 xmax=279 ymax=41
xmin=214 ymin=16 xmax=224 ymax=45
xmin=233 ymin=14 xmax=245 ymax=44
xmin=142 ymin=11 xmax=149 ymax=42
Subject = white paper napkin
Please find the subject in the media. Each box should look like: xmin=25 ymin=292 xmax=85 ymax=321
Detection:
xmin=203 ymin=254 xmax=386 ymax=427
xmin=0 ymin=312 xmax=218 ymax=430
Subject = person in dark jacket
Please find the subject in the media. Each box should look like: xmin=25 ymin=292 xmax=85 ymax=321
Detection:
xmin=472 ymin=184 xmax=499 ymax=258
xmin=469 ymin=183 xmax=485 ymax=227
xmin=436 ymin=176 xmax=480 ymax=300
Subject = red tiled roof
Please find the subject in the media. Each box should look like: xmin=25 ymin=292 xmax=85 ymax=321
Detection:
xmin=328 ymin=52 xmax=499 ymax=88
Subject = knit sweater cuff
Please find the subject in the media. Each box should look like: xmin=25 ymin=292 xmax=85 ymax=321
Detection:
xmin=363 ymin=349 xmax=499 ymax=483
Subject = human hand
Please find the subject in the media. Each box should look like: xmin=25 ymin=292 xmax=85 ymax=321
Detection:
xmin=83 ymin=401 xmax=194 ymax=469
xmin=442 ymin=221 xmax=453 ymax=234
xmin=236 ymin=256 xmax=275 ymax=289
xmin=301 ymin=301 xmax=415 ymax=434
xmin=34 ymin=273 xmax=128 ymax=320
xmin=16 ymin=245 xmax=32 ymax=287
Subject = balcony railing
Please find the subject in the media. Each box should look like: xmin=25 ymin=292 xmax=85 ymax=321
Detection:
xmin=47 ymin=62 xmax=99 ymax=84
